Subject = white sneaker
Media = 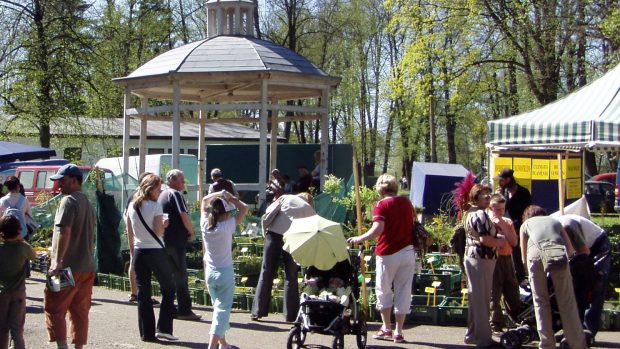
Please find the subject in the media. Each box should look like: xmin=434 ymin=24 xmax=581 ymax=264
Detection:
xmin=155 ymin=332 xmax=179 ymax=341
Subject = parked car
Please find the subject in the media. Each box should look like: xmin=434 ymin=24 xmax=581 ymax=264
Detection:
xmin=585 ymin=180 xmax=614 ymax=213
xmin=592 ymin=172 xmax=615 ymax=184
xmin=16 ymin=165 xmax=93 ymax=206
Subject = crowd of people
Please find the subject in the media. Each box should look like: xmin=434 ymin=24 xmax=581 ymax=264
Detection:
xmin=0 ymin=164 xmax=613 ymax=349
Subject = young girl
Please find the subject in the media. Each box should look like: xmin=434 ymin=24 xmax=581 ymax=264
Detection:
xmin=201 ymin=190 xmax=248 ymax=349
xmin=0 ymin=215 xmax=36 ymax=349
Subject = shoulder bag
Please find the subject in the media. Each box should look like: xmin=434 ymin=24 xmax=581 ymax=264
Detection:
xmin=135 ymin=207 xmax=179 ymax=272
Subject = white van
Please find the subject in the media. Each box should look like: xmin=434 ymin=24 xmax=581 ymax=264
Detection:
xmin=95 ymin=154 xmax=199 ymax=195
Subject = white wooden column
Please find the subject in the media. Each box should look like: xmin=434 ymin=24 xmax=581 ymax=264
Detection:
xmin=270 ymin=109 xmax=278 ymax=173
xmin=234 ymin=6 xmax=241 ymax=34
xmin=208 ymin=9 xmax=216 ymax=37
xmin=227 ymin=8 xmax=234 ymax=34
xmin=246 ymin=9 xmax=254 ymax=36
xmin=259 ymin=79 xmax=269 ymax=203
xmin=172 ymin=81 xmax=181 ymax=169
xmin=198 ymin=109 xmax=206 ymax=199
xmin=139 ymin=97 xmax=148 ymax=175
xmin=122 ymin=88 xmax=131 ymax=206
xmin=217 ymin=7 xmax=224 ymax=35
xmin=320 ymin=88 xmax=330 ymax=190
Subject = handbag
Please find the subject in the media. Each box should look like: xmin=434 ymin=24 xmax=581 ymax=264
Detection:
xmin=412 ymin=220 xmax=433 ymax=250
xmin=135 ymin=207 xmax=179 ymax=272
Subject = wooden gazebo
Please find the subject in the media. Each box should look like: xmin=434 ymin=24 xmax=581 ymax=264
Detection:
xmin=114 ymin=0 xmax=340 ymax=202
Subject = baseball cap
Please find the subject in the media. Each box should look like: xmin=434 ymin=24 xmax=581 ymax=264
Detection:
xmin=493 ymin=168 xmax=514 ymax=180
xmin=50 ymin=164 xmax=82 ymax=181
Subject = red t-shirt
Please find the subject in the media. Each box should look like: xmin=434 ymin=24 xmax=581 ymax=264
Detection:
xmin=372 ymin=196 xmax=414 ymax=256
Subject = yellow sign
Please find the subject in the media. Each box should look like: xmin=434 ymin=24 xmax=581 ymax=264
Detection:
xmin=567 ymin=158 xmax=581 ymax=178
xmin=549 ymin=159 xmax=567 ymax=179
xmin=566 ymin=178 xmax=581 ymax=199
xmin=425 ymin=287 xmax=437 ymax=294
xmin=516 ymin=178 xmax=532 ymax=193
xmin=494 ymin=157 xmax=513 ymax=176
xmin=531 ymin=159 xmax=550 ymax=180
xmin=513 ymin=158 xmax=531 ymax=179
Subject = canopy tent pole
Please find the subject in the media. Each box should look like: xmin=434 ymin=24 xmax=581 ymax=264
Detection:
xmin=320 ymin=88 xmax=330 ymax=190
xmin=172 ymin=81 xmax=181 ymax=169
xmin=198 ymin=109 xmax=206 ymax=200
xmin=269 ymin=109 xmax=277 ymax=173
xmin=557 ymin=154 xmax=565 ymax=215
xmin=139 ymin=97 xmax=148 ymax=175
xmin=122 ymin=88 xmax=131 ymax=208
xmin=258 ymin=79 xmax=268 ymax=203
xmin=352 ymin=145 xmax=367 ymax=311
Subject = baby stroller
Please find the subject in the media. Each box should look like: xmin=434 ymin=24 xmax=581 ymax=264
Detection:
xmin=286 ymin=254 xmax=368 ymax=349
xmin=500 ymin=282 xmax=594 ymax=349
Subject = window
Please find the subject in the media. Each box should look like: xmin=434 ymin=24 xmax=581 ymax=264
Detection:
xmin=36 ymin=171 xmax=47 ymax=189
xmin=187 ymin=149 xmax=198 ymax=157
xmin=148 ymin=148 xmax=165 ymax=155
xmin=45 ymin=171 xmax=55 ymax=189
xmin=18 ymin=171 xmax=35 ymax=189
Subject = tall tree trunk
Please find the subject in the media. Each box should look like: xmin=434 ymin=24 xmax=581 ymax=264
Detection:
xmin=33 ymin=0 xmax=52 ymax=147
xmin=382 ymin=100 xmax=396 ymax=174
xmin=507 ymin=61 xmax=519 ymax=116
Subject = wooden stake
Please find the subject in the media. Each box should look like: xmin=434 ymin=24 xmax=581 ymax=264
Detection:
xmin=558 ymin=154 xmax=565 ymax=215
xmin=352 ymin=146 xmax=368 ymax=311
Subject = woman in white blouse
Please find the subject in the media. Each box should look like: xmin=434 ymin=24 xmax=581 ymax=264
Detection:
xmin=126 ymin=174 xmax=177 ymax=342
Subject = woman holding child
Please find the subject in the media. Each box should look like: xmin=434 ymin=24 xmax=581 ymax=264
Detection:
xmin=347 ymin=174 xmax=415 ymax=344
xmin=463 ymin=184 xmax=506 ymax=347
xmin=201 ymin=190 xmax=249 ymax=349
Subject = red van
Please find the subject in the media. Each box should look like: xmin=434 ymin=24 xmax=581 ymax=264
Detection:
xmin=15 ymin=165 xmax=92 ymax=206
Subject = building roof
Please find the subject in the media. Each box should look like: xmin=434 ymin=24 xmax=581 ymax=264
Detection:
xmin=120 ymin=35 xmax=330 ymax=81
xmin=2 ymin=116 xmax=281 ymax=141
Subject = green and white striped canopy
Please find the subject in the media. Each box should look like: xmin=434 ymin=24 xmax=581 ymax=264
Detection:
xmin=487 ymin=63 xmax=620 ymax=151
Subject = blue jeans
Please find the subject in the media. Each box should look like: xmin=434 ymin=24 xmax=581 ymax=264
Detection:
xmin=584 ymin=233 xmax=611 ymax=336
xmin=133 ymin=248 xmax=176 ymax=340
xmin=166 ymin=246 xmax=193 ymax=315
xmin=206 ymin=265 xmax=234 ymax=338
xmin=251 ymin=232 xmax=300 ymax=321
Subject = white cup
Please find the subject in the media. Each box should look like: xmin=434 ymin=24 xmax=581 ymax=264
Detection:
xmin=162 ymin=213 xmax=169 ymax=221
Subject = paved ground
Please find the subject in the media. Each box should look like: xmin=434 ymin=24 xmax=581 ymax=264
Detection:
xmin=22 ymin=273 xmax=620 ymax=348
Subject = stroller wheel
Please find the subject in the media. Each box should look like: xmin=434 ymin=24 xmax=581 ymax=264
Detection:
xmin=500 ymin=330 xmax=522 ymax=349
xmin=287 ymin=327 xmax=304 ymax=349
xmin=559 ymin=338 xmax=569 ymax=349
xmin=584 ymin=329 xmax=594 ymax=347
xmin=516 ymin=326 xmax=534 ymax=344
xmin=332 ymin=333 xmax=345 ymax=349
xmin=354 ymin=313 xmax=367 ymax=349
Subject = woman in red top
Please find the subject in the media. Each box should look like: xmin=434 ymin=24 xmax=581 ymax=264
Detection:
xmin=348 ymin=174 xmax=415 ymax=344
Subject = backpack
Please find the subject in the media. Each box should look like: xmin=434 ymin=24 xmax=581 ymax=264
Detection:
xmin=3 ymin=196 xmax=28 ymax=238
xmin=450 ymin=225 xmax=466 ymax=258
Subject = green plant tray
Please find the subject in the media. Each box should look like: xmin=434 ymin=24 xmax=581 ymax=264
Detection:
xmin=438 ymin=296 xmax=468 ymax=327
xmin=407 ymin=295 xmax=444 ymax=325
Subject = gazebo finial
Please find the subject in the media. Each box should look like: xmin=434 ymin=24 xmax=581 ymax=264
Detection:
xmin=206 ymin=0 xmax=256 ymax=37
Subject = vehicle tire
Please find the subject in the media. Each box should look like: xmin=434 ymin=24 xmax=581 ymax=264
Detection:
xmin=332 ymin=333 xmax=345 ymax=349
xmin=355 ymin=316 xmax=367 ymax=349
xmin=287 ymin=327 xmax=303 ymax=349
xmin=500 ymin=330 xmax=522 ymax=349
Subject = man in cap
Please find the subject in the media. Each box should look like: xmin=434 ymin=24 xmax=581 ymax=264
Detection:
xmin=44 ymin=164 xmax=96 ymax=349
xmin=495 ymin=168 xmax=531 ymax=283
xmin=207 ymin=168 xmax=238 ymax=197
xmin=158 ymin=169 xmax=201 ymax=321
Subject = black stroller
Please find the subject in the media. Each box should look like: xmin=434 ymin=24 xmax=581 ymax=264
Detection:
xmin=286 ymin=254 xmax=368 ymax=349
xmin=500 ymin=282 xmax=594 ymax=349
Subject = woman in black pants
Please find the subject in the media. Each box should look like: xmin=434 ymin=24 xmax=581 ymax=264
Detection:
xmin=126 ymin=174 xmax=177 ymax=342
